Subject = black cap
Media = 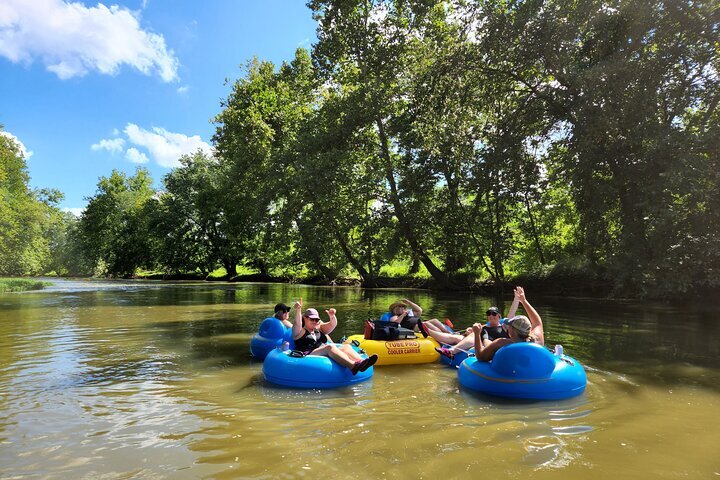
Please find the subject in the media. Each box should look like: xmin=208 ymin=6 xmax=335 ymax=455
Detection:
xmin=274 ymin=303 xmax=291 ymax=313
xmin=486 ymin=306 xmax=500 ymax=315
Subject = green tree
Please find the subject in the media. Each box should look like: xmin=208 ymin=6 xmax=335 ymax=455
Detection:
xmin=471 ymin=0 xmax=720 ymax=294
xmin=79 ymin=168 xmax=155 ymax=277
xmin=0 ymin=129 xmax=55 ymax=275
xmin=213 ymin=49 xmax=317 ymax=277
xmin=310 ymin=0 xmax=451 ymax=286
xmin=150 ymin=151 xmax=231 ymax=276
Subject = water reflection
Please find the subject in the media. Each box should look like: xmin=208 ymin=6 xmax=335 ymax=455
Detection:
xmin=1 ymin=279 xmax=720 ymax=478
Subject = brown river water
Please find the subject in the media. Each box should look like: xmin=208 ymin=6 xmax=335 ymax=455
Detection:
xmin=1 ymin=279 xmax=719 ymax=479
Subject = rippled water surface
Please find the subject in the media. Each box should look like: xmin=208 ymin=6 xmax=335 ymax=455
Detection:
xmin=1 ymin=279 xmax=719 ymax=479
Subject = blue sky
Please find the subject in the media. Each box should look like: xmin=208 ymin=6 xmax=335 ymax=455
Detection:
xmin=0 ymin=0 xmax=318 ymax=214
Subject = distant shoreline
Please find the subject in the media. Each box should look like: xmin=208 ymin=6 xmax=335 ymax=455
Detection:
xmin=0 ymin=278 xmax=52 ymax=293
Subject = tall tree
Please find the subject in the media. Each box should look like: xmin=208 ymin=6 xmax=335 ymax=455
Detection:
xmin=79 ymin=168 xmax=155 ymax=277
xmin=0 ymin=129 xmax=57 ymax=275
xmin=213 ymin=49 xmax=317 ymax=277
xmin=310 ymin=0 xmax=451 ymax=286
xmin=149 ymin=151 xmax=224 ymax=276
xmin=472 ymin=0 xmax=720 ymax=294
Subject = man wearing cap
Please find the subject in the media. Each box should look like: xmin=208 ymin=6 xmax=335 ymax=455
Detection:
xmin=273 ymin=303 xmax=293 ymax=328
xmin=472 ymin=287 xmax=545 ymax=362
xmin=431 ymin=302 xmax=517 ymax=358
xmin=478 ymin=306 xmax=510 ymax=344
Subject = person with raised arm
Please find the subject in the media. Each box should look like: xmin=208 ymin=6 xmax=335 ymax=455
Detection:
xmin=388 ymin=298 xmax=423 ymax=330
xmin=292 ymin=299 xmax=378 ymax=375
xmin=386 ymin=298 xmax=447 ymax=332
xmin=472 ymin=286 xmax=545 ymax=362
xmin=432 ymin=292 xmax=520 ymax=358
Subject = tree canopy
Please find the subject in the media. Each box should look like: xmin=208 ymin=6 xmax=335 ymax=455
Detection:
xmin=6 ymin=0 xmax=719 ymax=299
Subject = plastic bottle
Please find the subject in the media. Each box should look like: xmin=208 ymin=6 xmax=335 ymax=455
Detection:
xmin=554 ymin=344 xmax=564 ymax=357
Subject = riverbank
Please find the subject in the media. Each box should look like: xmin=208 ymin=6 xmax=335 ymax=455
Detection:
xmin=0 ymin=278 xmax=52 ymax=293
xmin=138 ymin=270 xmax=614 ymax=298
xmin=45 ymin=263 xmax=709 ymax=300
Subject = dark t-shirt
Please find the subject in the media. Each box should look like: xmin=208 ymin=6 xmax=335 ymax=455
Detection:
xmin=482 ymin=323 xmax=509 ymax=342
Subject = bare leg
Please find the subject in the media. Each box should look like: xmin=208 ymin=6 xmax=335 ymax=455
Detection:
xmin=310 ymin=344 xmax=355 ymax=369
xmin=339 ymin=343 xmax=363 ymax=362
xmin=423 ymin=318 xmax=449 ymax=332
xmin=427 ymin=329 xmax=464 ymax=345
xmin=450 ymin=333 xmax=478 ymax=352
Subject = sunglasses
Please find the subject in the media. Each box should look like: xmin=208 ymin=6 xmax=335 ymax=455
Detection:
xmin=305 ymin=317 xmax=321 ymax=322
xmin=486 ymin=311 xmax=498 ymax=316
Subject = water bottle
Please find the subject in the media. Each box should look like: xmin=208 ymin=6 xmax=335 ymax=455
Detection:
xmin=282 ymin=341 xmax=290 ymax=352
xmin=554 ymin=344 xmax=564 ymax=357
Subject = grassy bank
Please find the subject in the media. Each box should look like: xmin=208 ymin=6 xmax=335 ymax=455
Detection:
xmin=0 ymin=278 xmax=52 ymax=293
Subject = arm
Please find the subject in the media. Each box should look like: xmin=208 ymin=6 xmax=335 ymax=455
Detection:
xmin=470 ymin=322 xmax=491 ymax=347
xmin=515 ymin=287 xmax=544 ymax=345
xmin=507 ymin=290 xmax=520 ymax=318
xmin=476 ymin=338 xmax=511 ymax=362
xmin=472 ymin=323 xmax=483 ymax=353
xmin=472 ymin=322 xmax=513 ymax=360
xmin=292 ymin=299 xmax=304 ymax=340
xmin=320 ymin=308 xmax=337 ymax=335
xmin=403 ymin=299 xmax=422 ymax=316
xmin=390 ymin=311 xmax=407 ymax=324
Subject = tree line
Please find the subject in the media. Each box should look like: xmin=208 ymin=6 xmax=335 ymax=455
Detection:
xmin=2 ymin=0 xmax=718 ymax=299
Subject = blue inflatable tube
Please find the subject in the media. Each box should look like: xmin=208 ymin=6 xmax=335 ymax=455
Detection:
xmin=379 ymin=312 xmax=392 ymax=322
xmin=458 ymin=343 xmax=587 ymax=400
xmin=250 ymin=317 xmax=292 ymax=360
xmin=262 ymin=346 xmax=373 ymax=388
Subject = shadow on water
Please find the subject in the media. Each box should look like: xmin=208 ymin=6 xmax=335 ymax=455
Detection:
xmin=6 ymin=280 xmax=720 ymax=391
xmin=3 ymin=280 xmax=720 ymax=478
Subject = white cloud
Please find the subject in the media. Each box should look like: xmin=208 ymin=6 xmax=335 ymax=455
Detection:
xmin=124 ymin=123 xmax=212 ymax=168
xmin=125 ymin=147 xmax=149 ymax=164
xmin=0 ymin=130 xmax=33 ymax=158
xmin=176 ymin=85 xmax=189 ymax=94
xmin=0 ymin=0 xmax=178 ymax=82
xmin=62 ymin=207 xmax=84 ymax=217
xmin=91 ymin=137 xmax=125 ymax=154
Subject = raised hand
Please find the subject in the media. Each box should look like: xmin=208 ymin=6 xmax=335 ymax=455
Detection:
xmin=325 ymin=308 xmax=336 ymax=317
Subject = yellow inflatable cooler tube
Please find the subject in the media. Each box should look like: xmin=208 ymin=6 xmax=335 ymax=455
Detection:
xmin=344 ymin=334 xmax=440 ymax=365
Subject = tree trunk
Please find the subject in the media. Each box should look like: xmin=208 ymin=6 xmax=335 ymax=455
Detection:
xmin=223 ymin=259 xmax=237 ymax=278
xmin=523 ymin=191 xmax=546 ymax=264
xmin=376 ymin=117 xmax=449 ymax=287
xmin=409 ymin=254 xmax=420 ymax=274
xmin=333 ymin=229 xmax=373 ymax=285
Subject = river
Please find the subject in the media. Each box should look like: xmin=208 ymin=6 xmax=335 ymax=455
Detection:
xmin=1 ymin=279 xmax=718 ymax=479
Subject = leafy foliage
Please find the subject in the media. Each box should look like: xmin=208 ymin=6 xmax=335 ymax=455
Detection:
xmin=8 ymin=0 xmax=719 ymax=298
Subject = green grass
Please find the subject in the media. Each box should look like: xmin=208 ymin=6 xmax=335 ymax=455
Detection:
xmin=207 ymin=266 xmax=257 ymax=280
xmin=378 ymin=260 xmax=431 ymax=278
xmin=0 ymin=278 xmax=52 ymax=293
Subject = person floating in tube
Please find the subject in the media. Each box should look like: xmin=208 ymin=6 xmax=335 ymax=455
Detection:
xmin=292 ymin=299 xmax=378 ymax=375
xmin=389 ymin=298 xmax=458 ymax=336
